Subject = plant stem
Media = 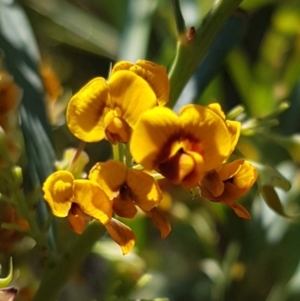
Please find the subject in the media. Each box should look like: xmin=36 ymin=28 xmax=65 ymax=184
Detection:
xmin=171 ymin=0 xmax=186 ymax=36
xmin=32 ymin=221 xmax=106 ymax=301
xmin=168 ymin=0 xmax=244 ymax=107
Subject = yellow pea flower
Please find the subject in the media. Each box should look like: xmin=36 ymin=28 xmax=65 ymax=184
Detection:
xmin=89 ymin=160 xmax=171 ymax=238
xmin=130 ymin=104 xmax=233 ymax=189
xmin=200 ymin=159 xmax=258 ymax=219
xmin=43 ymin=170 xmax=135 ymax=254
xmin=111 ymin=60 xmax=170 ymax=106
xmin=67 ymin=60 xmax=169 ymax=144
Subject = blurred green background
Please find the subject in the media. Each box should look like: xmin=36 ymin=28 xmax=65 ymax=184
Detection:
xmin=2 ymin=0 xmax=300 ymax=300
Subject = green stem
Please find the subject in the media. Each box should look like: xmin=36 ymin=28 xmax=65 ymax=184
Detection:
xmin=32 ymin=221 xmax=106 ymax=301
xmin=168 ymin=0 xmax=244 ymax=107
xmin=171 ymin=0 xmax=186 ymax=35
xmin=112 ymin=143 xmax=126 ymax=163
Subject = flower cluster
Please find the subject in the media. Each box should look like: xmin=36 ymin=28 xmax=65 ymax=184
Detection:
xmin=43 ymin=59 xmax=257 ymax=254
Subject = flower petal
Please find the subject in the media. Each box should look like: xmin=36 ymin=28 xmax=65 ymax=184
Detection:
xmin=206 ymin=103 xmax=225 ymax=119
xmin=66 ymin=77 xmax=109 ymax=142
xmin=104 ymin=111 xmax=132 ymax=144
xmin=201 ymin=169 xmax=224 ymax=197
xmin=105 ymin=218 xmax=136 ymax=255
xmin=207 ymin=103 xmax=241 ymax=158
xmin=144 ymin=207 xmax=171 ymax=238
xmin=89 ymin=161 xmax=127 ymax=198
xmin=158 ymin=151 xmax=195 ymax=185
xmin=226 ymin=120 xmax=241 ymax=156
xmin=112 ymin=197 xmax=137 ymax=218
xmin=180 ymin=151 xmax=205 ymax=189
xmin=126 ymin=169 xmax=163 ymax=211
xmin=232 ymin=160 xmax=258 ymax=189
xmin=43 ymin=171 xmax=74 ymax=217
xmin=231 ymin=203 xmax=251 ymax=219
xmin=67 ymin=204 xmax=90 ymax=234
xmin=73 ymin=180 xmax=112 ymax=224
xmin=218 ymin=159 xmax=244 ymax=181
xmin=108 ymin=70 xmax=157 ymax=128
xmin=179 ymin=104 xmax=232 ymax=171
xmin=111 ymin=61 xmax=134 ymax=73
xmin=130 ymin=106 xmax=180 ymax=170
xmin=112 ymin=60 xmax=170 ymax=106
xmin=133 ymin=60 xmax=170 ymax=106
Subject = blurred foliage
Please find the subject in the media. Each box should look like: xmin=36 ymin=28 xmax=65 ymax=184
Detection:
xmin=1 ymin=0 xmax=300 ymax=300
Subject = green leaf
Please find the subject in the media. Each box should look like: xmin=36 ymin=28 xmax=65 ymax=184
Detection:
xmin=256 ymin=163 xmax=291 ymax=191
xmin=260 ymin=185 xmax=289 ymax=217
xmin=271 ymin=134 xmax=300 ymax=163
xmin=25 ymin=0 xmax=119 ymax=58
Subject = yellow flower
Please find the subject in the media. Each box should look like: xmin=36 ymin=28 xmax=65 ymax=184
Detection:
xmin=67 ymin=60 xmax=169 ymax=144
xmin=111 ymin=60 xmax=170 ymax=106
xmin=43 ymin=170 xmax=135 ymax=254
xmin=200 ymin=159 xmax=258 ymax=219
xmin=89 ymin=160 xmax=171 ymax=238
xmin=130 ymin=104 xmax=233 ymax=189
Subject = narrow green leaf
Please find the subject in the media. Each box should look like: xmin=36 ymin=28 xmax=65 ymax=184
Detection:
xmin=25 ymin=0 xmax=119 ymax=58
xmin=256 ymin=163 xmax=291 ymax=191
xmin=260 ymin=185 xmax=289 ymax=218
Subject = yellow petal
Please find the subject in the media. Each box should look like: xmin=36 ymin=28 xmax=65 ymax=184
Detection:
xmin=207 ymin=103 xmax=241 ymax=159
xmin=42 ymin=171 xmax=74 ymax=217
xmin=111 ymin=61 xmax=134 ymax=73
xmin=179 ymin=104 xmax=231 ymax=171
xmin=216 ymin=182 xmax=249 ymax=209
xmin=66 ymin=77 xmax=109 ymax=142
xmin=232 ymin=160 xmax=258 ymax=189
xmin=112 ymin=197 xmax=137 ymax=218
xmin=231 ymin=203 xmax=251 ymax=219
xmin=226 ymin=120 xmax=241 ymax=156
xmin=126 ymin=169 xmax=162 ymax=211
xmin=104 ymin=110 xmax=132 ymax=144
xmin=108 ymin=70 xmax=157 ymax=128
xmin=111 ymin=60 xmax=170 ymax=106
xmin=133 ymin=60 xmax=170 ymax=106
xmin=105 ymin=218 xmax=136 ymax=255
xmin=144 ymin=207 xmax=171 ymax=238
xmin=89 ymin=161 xmax=127 ymax=198
xmin=212 ymin=182 xmax=251 ymax=219
xmin=130 ymin=106 xmax=180 ymax=170
xmin=67 ymin=204 xmax=89 ymax=234
xmin=207 ymin=103 xmax=225 ymax=119
xmin=158 ymin=152 xmax=195 ymax=185
xmin=73 ymin=180 xmax=112 ymax=224
xmin=201 ymin=169 xmax=225 ymax=197
xmin=181 ymin=151 xmax=205 ymax=189
xmin=219 ymin=159 xmax=244 ymax=181
xmin=203 ymin=182 xmax=251 ymax=219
